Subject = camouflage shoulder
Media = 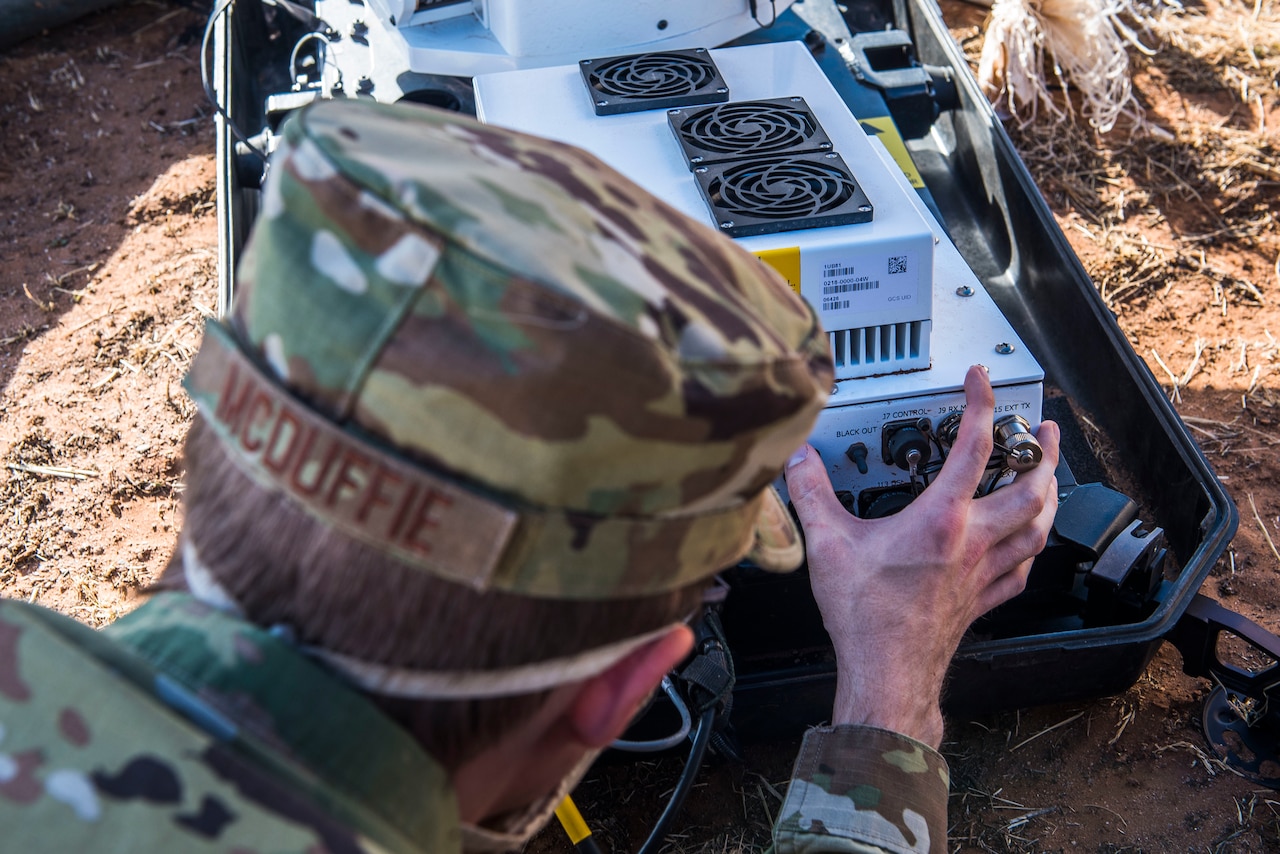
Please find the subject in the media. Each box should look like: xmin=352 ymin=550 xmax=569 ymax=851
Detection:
xmin=0 ymin=599 xmax=401 ymax=853
xmin=772 ymin=725 xmax=949 ymax=854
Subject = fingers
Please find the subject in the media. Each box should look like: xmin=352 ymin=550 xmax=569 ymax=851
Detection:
xmin=974 ymin=557 xmax=1033 ymax=615
xmin=974 ymin=464 xmax=1060 ymax=615
xmin=784 ymin=443 xmax=847 ymax=532
xmin=971 ymin=424 xmax=1061 ymax=597
xmin=973 ymin=419 xmax=1061 ymax=544
xmin=785 ymin=406 xmax=1061 ymax=575
xmin=926 ymin=365 xmax=997 ymax=503
xmin=1028 ymin=418 xmax=1061 ymax=479
xmin=971 ymin=435 xmax=1061 ymax=617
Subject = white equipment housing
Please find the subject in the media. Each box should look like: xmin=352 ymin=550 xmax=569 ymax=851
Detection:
xmin=311 ymin=0 xmax=798 ymax=80
xmin=475 ymin=41 xmax=935 ymax=379
xmin=474 ymin=41 xmax=1044 ymax=507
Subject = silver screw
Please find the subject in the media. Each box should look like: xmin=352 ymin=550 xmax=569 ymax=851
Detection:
xmin=858 ymin=205 xmax=871 ymax=212
xmin=995 ymin=342 xmax=1015 ymax=355
xmin=694 ymin=166 xmax=708 ymax=174
xmin=715 ymin=87 xmax=728 ymax=94
xmin=720 ymin=221 xmax=735 ymax=229
xmin=581 ymin=59 xmax=592 ymax=65
xmin=956 ymin=285 xmax=974 ymax=297
xmin=597 ymin=100 xmax=608 ymax=107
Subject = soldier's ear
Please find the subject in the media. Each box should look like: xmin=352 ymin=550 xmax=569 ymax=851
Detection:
xmin=568 ymin=625 xmax=693 ymax=749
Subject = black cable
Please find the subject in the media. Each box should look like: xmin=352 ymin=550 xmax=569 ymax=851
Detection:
xmin=201 ymin=0 xmax=269 ymax=164
xmin=634 ymin=705 xmax=716 ymax=854
xmin=748 ymin=0 xmax=779 ymax=28
xmin=981 ymin=469 xmax=1011 ymax=497
xmin=634 ymin=609 xmax=733 ymax=854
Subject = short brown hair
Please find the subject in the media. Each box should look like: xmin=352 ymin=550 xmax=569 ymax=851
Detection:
xmin=165 ymin=416 xmax=705 ymax=769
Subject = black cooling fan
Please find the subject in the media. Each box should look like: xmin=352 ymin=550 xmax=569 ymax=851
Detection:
xmin=693 ymin=152 xmax=874 ymax=238
xmin=668 ymin=97 xmax=834 ymax=166
xmin=579 ymin=49 xmax=729 ymax=116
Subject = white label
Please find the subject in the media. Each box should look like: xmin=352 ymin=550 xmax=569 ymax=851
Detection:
xmin=809 ymin=251 xmax=920 ymax=314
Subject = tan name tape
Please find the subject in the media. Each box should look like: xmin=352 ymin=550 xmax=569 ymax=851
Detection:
xmin=185 ymin=322 xmax=773 ymax=598
xmin=185 ymin=322 xmax=519 ymax=589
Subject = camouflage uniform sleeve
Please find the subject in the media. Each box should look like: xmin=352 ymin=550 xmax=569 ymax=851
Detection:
xmin=772 ymin=725 xmax=949 ymax=854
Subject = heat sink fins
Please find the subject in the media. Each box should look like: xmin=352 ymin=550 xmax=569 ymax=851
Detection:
xmin=830 ymin=322 xmax=926 ymax=369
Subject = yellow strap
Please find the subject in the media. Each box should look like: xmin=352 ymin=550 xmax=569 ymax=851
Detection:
xmin=555 ymin=796 xmax=593 ymax=845
xmin=859 ymin=117 xmax=925 ymax=189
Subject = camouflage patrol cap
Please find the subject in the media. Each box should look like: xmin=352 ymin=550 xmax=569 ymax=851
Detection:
xmin=185 ymin=98 xmax=833 ymax=599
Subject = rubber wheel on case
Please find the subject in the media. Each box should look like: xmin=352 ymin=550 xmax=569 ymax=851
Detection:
xmin=1201 ymin=686 xmax=1280 ymax=788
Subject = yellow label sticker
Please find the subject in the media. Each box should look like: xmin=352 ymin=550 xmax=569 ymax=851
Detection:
xmin=755 ymin=247 xmax=802 ymax=295
xmin=859 ymin=117 xmax=925 ymax=189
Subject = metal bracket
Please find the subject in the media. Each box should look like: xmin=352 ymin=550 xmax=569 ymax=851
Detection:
xmin=1084 ymin=519 xmax=1167 ymax=616
xmin=845 ymin=30 xmax=957 ymax=139
xmin=1167 ymin=594 xmax=1280 ymax=698
xmin=1166 ymin=594 xmax=1280 ymax=786
xmin=789 ymin=1 xmax=955 ymax=138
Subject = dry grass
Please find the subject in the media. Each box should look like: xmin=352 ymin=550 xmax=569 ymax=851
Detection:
xmin=1005 ymin=0 xmax=1279 ymax=306
xmin=999 ymin=0 xmax=1280 ymax=454
xmin=938 ymin=5 xmax=1279 ymax=847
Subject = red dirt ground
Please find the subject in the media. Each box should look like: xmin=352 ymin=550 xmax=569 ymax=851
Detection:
xmin=1 ymin=3 xmax=1277 ymax=851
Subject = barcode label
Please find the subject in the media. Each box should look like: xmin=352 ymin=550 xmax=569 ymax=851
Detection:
xmin=888 ymin=255 xmax=908 ymax=274
xmin=823 ymin=266 xmax=856 ymax=278
xmin=823 ymin=280 xmax=879 ymax=295
xmin=822 ymin=298 xmax=851 ymax=311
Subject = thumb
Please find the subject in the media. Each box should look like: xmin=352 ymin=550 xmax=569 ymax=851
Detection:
xmin=783 ymin=444 xmax=845 ymax=528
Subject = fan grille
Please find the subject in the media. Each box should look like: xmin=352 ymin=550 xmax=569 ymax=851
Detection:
xmin=579 ymin=49 xmax=728 ymax=116
xmin=694 ymin=153 xmax=874 ymax=238
xmin=668 ymin=97 xmax=833 ymax=166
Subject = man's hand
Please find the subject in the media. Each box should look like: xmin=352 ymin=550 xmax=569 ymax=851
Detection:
xmin=784 ymin=365 xmax=1060 ymax=749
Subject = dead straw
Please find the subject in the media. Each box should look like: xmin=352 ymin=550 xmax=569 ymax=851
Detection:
xmin=67 ymin=304 xmax=122 ymax=335
xmin=1247 ymin=492 xmax=1280 ymax=569
xmin=6 ymin=462 xmax=100 ymax=481
xmin=1149 ymin=349 xmax=1182 ymax=403
xmin=1009 ymin=710 xmax=1086 ymax=751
